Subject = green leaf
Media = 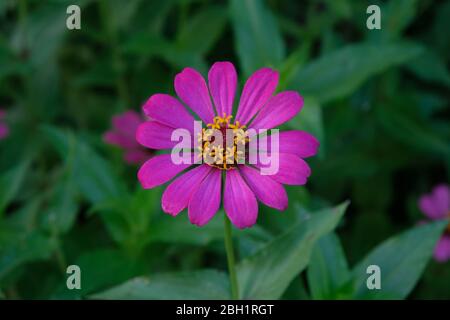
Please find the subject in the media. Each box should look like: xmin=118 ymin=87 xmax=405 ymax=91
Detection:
xmin=289 ymin=42 xmax=424 ymax=103
xmin=368 ymin=0 xmax=420 ymax=43
xmin=42 ymin=169 xmax=78 ymax=234
xmin=2 ymin=197 xmax=42 ymax=233
xmin=90 ymin=269 xmax=230 ymax=300
xmin=40 ymin=125 xmax=77 ymax=160
xmin=237 ymin=202 xmax=349 ymax=299
xmin=122 ymin=33 xmax=170 ymax=56
xmin=351 ymin=220 xmax=448 ymax=299
xmin=307 ymin=232 xmax=351 ymax=299
xmin=406 ymin=49 xmax=450 ymax=87
xmin=148 ymin=211 xmax=271 ymax=247
xmin=104 ymin=0 xmax=143 ymax=33
xmin=126 ymin=0 xmax=174 ymax=35
xmin=230 ymin=0 xmax=285 ymax=76
xmin=278 ymin=42 xmax=311 ymax=90
xmin=325 ymin=0 xmax=352 ymax=19
xmin=148 ymin=214 xmax=223 ymax=246
xmin=123 ymin=33 xmax=207 ymax=73
xmin=376 ymin=100 xmax=450 ymax=157
xmin=0 ymin=159 xmax=31 ymax=216
xmin=0 ymin=37 xmax=30 ymax=80
xmin=73 ymin=59 xmax=116 ymax=88
xmin=91 ymin=188 xmax=157 ymax=255
xmin=177 ymin=5 xmax=227 ymax=55
xmin=11 ymin=3 xmax=64 ymax=66
xmin=10 ymin=0 xmax=92 ymax=67
xmin=0 ymin=230 xmax=55 ymax=281
xmin=41 ymin=125 xmax=125 ymax=204
xmin=52 ymin=249 xmax=142 ymax=299
xmin=163 ymin=49 xmax=207 ymax=74
xmin=430 ymin=1 xmax=450 ymax=58
xmin=71 ymin=140 xmax=124 ymax=202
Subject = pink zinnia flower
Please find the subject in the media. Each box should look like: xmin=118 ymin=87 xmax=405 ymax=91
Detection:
xmin=103 ymin=110 xmax=152 ymax=165
xmin=0 ymin=109 xmax=9 ymax=140
xmin=418 ymin=184 xmax=450 ymax=262
xmin=136 ymin=62 xmax=319 ymax=229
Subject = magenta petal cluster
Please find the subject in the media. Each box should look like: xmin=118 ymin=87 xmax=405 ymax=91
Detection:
xmin=136 ymin=62 xmax=319 ymax=229
xmin=103 ymin=110 xmax=151 ymax=165
xmin=0 ymin=109 xmax=9 ymax=140
xmin=418 ymin=184 xmax=450 ymax=262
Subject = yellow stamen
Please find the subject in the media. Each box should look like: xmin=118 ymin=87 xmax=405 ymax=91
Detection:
xmin=198 ymin=114 xmax=250 ymax=170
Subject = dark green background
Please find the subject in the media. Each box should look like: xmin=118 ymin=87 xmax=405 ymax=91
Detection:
xmin=0 ymin=0 xmax=449 ymax=299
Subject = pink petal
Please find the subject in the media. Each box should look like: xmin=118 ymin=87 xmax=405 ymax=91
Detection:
xmin=138 ymin=154 xmax=192 ymax=189
xmin=224 ymin=170 xmax=258 ymax=229
xmin=0 ymin=123 xmax=9 ymax=140
xmin=162 ymin=165 xmax=212 ymax=216
xmin=112 ymin=110 xmax=142 ymax=137
xmin=256 ymin=130 xmax=319 ymax=158
xmin=103 ymin=131 xmax=137 ymax=149
xmin=235 ymin=68 xmax=279 ymax=125
xmin=0 ymin=109 xmax=6 ymax=119
xmin=136 ymin=121 xmax=190 ymax=150
xmin=239 ymin=165 xmax=287 ymax=211
xmin=105 ymin=110 xmax=143 ymax=149
xmin=419 ymin=195 xmax=447 ymax=220
xmin=432 ymin=184 xmax=450 ymax=216
xmin=419 ymin=196 xmax=438 ymax=219
xmin=249 ymin=91 xmax=303 ymax=131
xmin=434 ymin=235 xmax=450 ymax=263
xmin=188 ymin=168 xmax=222 ymax=226
xmin=124 ymin=148 xmax=150 ymax=165
xmin=175 ymin=68 xmax=215 ymax=124
xmin=142 ymin=94 xmax=195 ymax=131
xmin=255 ymin=153 xmax=311 ymax=185
xmin=208 ymin=61 xmax=237 ymax=116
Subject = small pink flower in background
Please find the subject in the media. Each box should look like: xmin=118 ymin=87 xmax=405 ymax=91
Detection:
xmin=0 ymin=109 xmax=9 ymax=140
xmin=103 ymin=110 xmax=152 ymax=165
xmin=418 ymin=184 xmax=450 ymax=262
xmin=136 ymin=61 xmax=319 ymax=229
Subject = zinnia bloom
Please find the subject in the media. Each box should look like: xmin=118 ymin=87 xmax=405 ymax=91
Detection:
xmin=103 ymin=110 xmax=151 ymax=164
xmin=136 ymin=62 xmax=318 ymax=229
xmin=418 ymin=184 xmax=450 ymax=262
xmin=0 ymin=109 xmax=9 ymax=140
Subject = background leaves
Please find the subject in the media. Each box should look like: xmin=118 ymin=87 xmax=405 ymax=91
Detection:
xmin=91 ymin=270 xmax=230 ymax=300
xmin=288 ymin=42 xmax=424 ymax=103
xmin=352 ymin=220 xmax=447 ymax=299
xmin=237 ymin=202 xmax=348 ymax=299
xmin=230 ymin=0 xmax=285 ymax=75
xmin=307 ymin=233 xmax=351 ymax=299
xmin=0 ymin=0 xmax=449 ymax=300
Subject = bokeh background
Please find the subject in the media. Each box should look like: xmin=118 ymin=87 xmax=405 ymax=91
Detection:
xmin=0 ymin=0 xmax=449 ymax=299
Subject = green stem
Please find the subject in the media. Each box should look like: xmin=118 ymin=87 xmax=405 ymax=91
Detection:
xmin=224 ymin=214 xmax=239 ymax=300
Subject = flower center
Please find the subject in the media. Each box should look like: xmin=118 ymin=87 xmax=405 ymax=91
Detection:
xmin=197 ymin=113 xmax=249 ymax=170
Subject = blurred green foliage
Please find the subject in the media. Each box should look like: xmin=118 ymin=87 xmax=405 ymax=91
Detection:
xmin=0 ymin=0 xmax=449 ymax=299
